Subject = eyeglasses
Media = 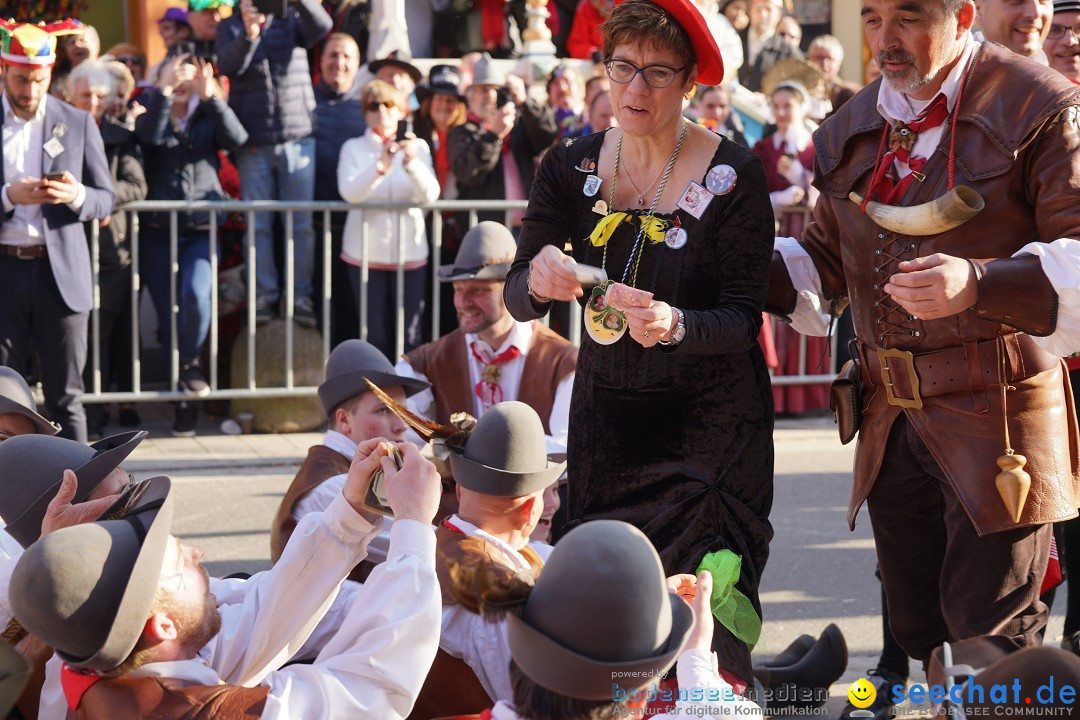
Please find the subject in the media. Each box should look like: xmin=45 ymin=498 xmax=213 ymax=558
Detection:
xmin=363 ymin=100 xmax=396 ymax=113
xmin=1047 ymin=22 xmax=1080 ymax=40
xmin=116 ymin=55 xmax=144 ymax=67
xmin=603 ymin=59 xmax=686 ymax=89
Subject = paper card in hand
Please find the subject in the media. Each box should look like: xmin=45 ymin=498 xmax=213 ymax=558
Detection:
xmin=606 ymin=283 xmax=654 ymax=312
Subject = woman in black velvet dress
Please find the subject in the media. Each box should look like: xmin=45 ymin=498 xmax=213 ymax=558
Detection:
xmin=503 ymin=0 xmax=775 ymax=688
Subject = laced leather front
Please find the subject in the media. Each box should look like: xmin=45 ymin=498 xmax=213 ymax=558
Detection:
xmin=871 ymin=230 xmax=922 ymax=347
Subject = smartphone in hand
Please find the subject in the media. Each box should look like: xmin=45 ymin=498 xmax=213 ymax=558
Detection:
xmin=395 ymin=118 xmax=412 ymax=143
xmin=42 ymin=172 xmax=66 ymax=183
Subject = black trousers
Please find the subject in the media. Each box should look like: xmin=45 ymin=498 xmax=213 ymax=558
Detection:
xmin=0 ymin=255 xmax=87 ymax=441
xmin=867 ymin=412 xmax=1050 ymax=661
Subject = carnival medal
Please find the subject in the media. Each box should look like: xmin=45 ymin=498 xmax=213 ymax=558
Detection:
xmin=584 ymin=281 xmax=626 ymax=345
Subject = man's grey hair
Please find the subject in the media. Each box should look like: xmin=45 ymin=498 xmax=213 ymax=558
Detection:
xmin=68 ymin=59 xmax=113 ymax=96
xmin=808 ymin=34 xmax=843 ymax=59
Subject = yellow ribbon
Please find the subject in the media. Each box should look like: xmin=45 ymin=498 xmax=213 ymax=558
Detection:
xmin=588 ymin=212 xmax=669 ymax=248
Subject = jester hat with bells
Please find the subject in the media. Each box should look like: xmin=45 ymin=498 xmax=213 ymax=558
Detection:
xmin=0 ymin=20 xmax=83 ymax=67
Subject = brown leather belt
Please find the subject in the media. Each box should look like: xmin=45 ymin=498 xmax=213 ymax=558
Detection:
xmin=0 ymin=244 xmax=46 ymax=259
xmin=859 ymin=333 xmax=1059 ymax=410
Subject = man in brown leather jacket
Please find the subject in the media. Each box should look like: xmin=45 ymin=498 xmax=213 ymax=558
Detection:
xmin=768 ymin=0 xmax=1080 ymax=665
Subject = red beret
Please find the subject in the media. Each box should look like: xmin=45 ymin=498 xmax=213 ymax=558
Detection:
xmin=614 ymin=0 xmax=725 ymax=85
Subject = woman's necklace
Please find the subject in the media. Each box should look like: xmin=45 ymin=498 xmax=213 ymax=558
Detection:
xmin=621 ymin=156 xmax=669 ymax=207
xmin=583 ymin=123 xmax=687 ymax=346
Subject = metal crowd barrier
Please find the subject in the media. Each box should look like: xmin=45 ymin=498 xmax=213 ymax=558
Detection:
xmin=82 ymin=199 xmax=832 ymax=404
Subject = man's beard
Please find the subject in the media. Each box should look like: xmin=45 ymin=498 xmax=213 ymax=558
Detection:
xmin=878 ymin=48 xmax=935 ymax=94
xmin=175 ymin=595 xmax=223 ymax=653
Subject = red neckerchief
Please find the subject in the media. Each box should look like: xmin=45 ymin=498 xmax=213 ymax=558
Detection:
xmin=61 ymin=664 xmax=104 ymax=711
xmin=470 ymin=341 xmax=522 ymax=409
xmin=442 ymin=517 xmax=465 ymax=534
xmin=867 ymin=93 xmax=950 ymax=204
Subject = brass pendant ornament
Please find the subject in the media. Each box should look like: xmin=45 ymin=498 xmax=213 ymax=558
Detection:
xmin=995 ymin=452 xmax=1031 ymax=525
xmin=993 ymin=339 xmax=1030 ymax=524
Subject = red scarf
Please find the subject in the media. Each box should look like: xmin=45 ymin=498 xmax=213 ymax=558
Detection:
xmin=867 ymin=93 xmax=950 ymax=205
xmin=61 ymin=664 xmax=104 ymax=711
xmin=471 ymin=341 xmax=521 ymax=409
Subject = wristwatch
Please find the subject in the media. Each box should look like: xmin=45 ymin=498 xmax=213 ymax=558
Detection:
xmin=660 ymin=308 xmax=686 ymax=346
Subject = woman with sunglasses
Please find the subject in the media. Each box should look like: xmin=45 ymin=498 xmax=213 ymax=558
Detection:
xmin=505 ymin=0 xmax=775 ymax=691
xmin=338 ymin=79 xmax=440 ymax=360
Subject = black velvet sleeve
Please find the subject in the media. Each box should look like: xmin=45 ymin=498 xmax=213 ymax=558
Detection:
xmin=505 ymin=138 xmax=577 ymax=321
xmin=665 ymin=149 xmax=774 ymax=356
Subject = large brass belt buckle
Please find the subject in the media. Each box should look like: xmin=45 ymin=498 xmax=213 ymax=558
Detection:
xmin=878 ymin=348 xmax=923 ymax=410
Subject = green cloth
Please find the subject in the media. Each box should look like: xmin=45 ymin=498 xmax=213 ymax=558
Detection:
xmin=188 ymin=0 xmax=235 ymax=11
xmin=696 ymin=549 xmax=761 ymax=650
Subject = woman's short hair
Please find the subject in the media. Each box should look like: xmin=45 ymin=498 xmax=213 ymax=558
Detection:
xmin=360 ymin=78 xmax=405 ymax=111
xmin=600 ymin=0 xmax=696 ymax=75
xmin=68 ymin=59 xmax=114 ymax=97
xmin=103 ymin=60 xmax=135 ymax=102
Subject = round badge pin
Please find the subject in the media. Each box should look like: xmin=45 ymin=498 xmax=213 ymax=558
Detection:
xmin=705 ymin=164 xmax=737 ymax=195
xmin=664 ymin=226 xmax=688 ymax=250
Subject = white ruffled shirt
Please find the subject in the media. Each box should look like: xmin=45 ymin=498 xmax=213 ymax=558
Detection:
xmin=438 ymin=515 xmax=534 ymax=705
xmin=38 ymin=496 xmax=441 ymax=719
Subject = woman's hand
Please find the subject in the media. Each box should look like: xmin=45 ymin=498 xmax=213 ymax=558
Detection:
xmin=624 ymin=300 xmax=675 ymax=348
xmin=378 ymin=138 xmax=399 ymax=174
xmin=240 ymin=0 xmax=265 ymax=39
xmin=398 ymin=136 xmax=418 ymax=166
xmin=193 ymin=58 xmax=217 ymax=101
xmin=528 ymin=244 xmax=581 ymax=301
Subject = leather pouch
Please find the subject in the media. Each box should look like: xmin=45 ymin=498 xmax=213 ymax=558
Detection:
xmin=829 ymin=356 xmax=862 ymax=445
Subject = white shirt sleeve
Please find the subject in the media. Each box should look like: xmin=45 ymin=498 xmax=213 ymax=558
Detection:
xmin=773 ymin=236 xmax=833 ymax=337
xmin=203 ymin=493 xmax=384 ymax=687
xmin=439 ymin=605 xmax=514 ymax=704
xmin=259 ymin=519 xmax=440 ymax=720
xmin=1014 ymin=239 xmax=1080 ymax=356
xmin=545 ymin=372 xmax=573 ymax=456
xmin=291 ymin=473 xmax=347 ymax=524
xmin=656 ymin=648 xmax=763 ymax=719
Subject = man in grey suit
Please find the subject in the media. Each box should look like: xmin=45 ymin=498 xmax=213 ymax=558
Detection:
xmin=0 ymin=22 xmax=114 ymax=441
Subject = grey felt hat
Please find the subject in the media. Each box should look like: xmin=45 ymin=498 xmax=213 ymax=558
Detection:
xmin=10 ymin=475 xmax=174 ymax=671
xmin=506 ymin=520 xmax=694 ymax=700
xmin=0 ymin=430 xmax=147 ymax=548
xmin=449 ymin=401 xmax=566 ymax=497
xmin=438 ymin=221 xmax=518 ymax=282
xmin=0 ymin=642 xmax=30 ymax=719
xmin=470 ymin=52 xmax=506 ymax=88
xmin=317 ymin=340 xmax=429 ymax=416
xmin=0 ymin=366 xmax=60 ymax=436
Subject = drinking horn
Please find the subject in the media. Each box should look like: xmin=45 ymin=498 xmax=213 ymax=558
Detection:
xmin=848 ymin=185 xmax=985 ymax=236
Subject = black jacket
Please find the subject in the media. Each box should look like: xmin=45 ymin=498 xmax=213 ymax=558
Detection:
xmin=135 ymin=90 xmax=249 ymax=231
xmin=447 ymin=99 xmax=557 ymax=223
xmin=215 ymin=0 xmax=332 ymax=146
xmin=92 ymin=115 xmax=146 ymax=271
xmin=738 ymin=32 xmax=803 ymax=93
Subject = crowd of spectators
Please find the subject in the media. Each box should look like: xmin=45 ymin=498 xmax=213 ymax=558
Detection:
xmin=10 ymin=0 xmax=888 ymax=439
